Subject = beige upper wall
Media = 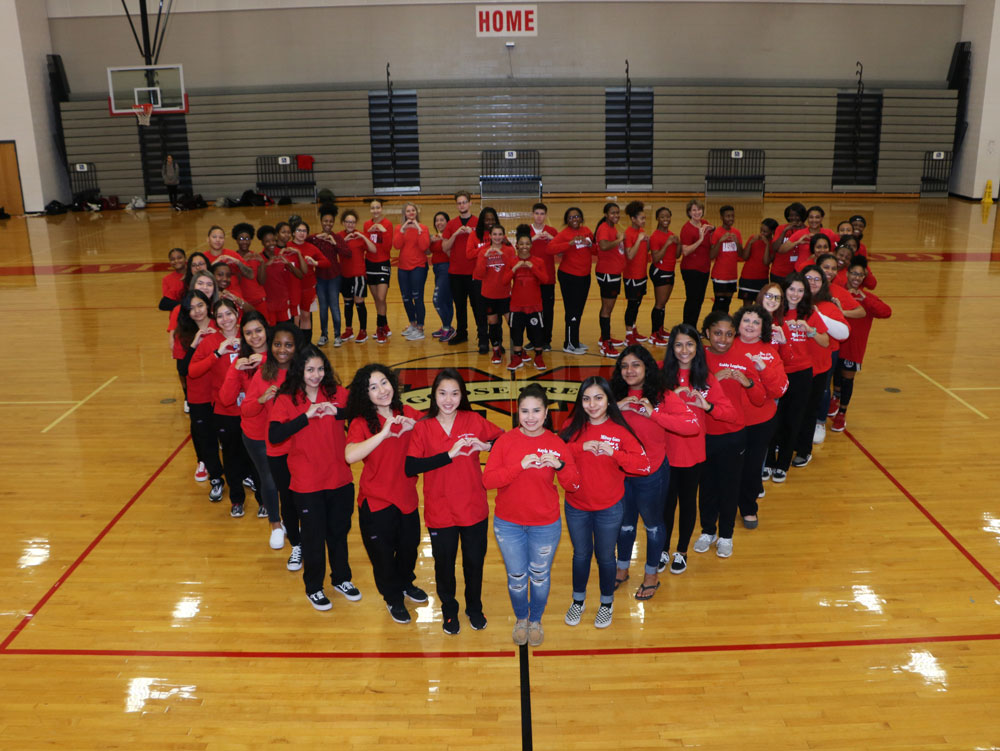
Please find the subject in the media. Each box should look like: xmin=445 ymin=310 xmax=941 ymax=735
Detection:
xmin=50 ymin=2 xmax=962 ymax=95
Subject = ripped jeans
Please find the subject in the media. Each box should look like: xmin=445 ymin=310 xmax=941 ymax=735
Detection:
xmin=493 ymin=517 xmax=561 ymax=622
xmin=616 ymin=457 xmax=669 ymax=576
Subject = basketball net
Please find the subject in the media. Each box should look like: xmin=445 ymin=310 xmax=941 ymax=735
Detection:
xmin=132 ymin=103 xmax=154 ymax=126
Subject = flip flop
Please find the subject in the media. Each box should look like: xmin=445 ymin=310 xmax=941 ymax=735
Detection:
xmin=634 ymin=581 xmax=660 ymax=601
xmin=613 ymin=573 xmax=629 ymax=591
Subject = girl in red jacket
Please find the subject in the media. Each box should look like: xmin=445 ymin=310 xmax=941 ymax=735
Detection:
xmin=405 ymin=368 xmax=504 ymax=634
xmin=269 ymin=345 xmax=359 ymax=611
xmin=483 ymin=384 xmax=581 ymax=647
xmin=659 ymin=323 xmax=738 ymax=574
xmin=345 ymin=364 xmax=426 ymax=625
xmin=393 ymin=202 xmax=431 ymax=341
xmin=559 ymin=377 xmax=651 ymax=629
xmin=611 ymin=345 xmax=700 ymax=599
xmin=698 ymin=312 xmax=765 ymax=558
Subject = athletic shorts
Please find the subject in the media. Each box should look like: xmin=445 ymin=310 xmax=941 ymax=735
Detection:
xmin=366 ymin=260 xmax=391 ymax=287
xmin=482 ymin=296 xmax=510 ymax=317
xmin=840 ymin=359 xmax=861 ymax=373
xmin=344 ymin=275 xmax=367 ymax=299
xmin=711 ymin=280 xmax=737 ymax=296
xmin=738 ymin=277 xmax=769 ymax=298
xmin=624 ymin=277 xmax=647 ymax=300
xmin=649 ymin=267 xmax=675 ymax=287
xmin=596 ymin=272 xmax=622 ymax=298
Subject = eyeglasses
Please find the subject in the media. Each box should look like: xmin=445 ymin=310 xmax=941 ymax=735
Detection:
xmin=763 ymin=293 xmax=782 ymax=301
xmin=804 ymin=275 xmax=822 ymax=283
xmin=847 ymin=271 xmax=866 ymax=277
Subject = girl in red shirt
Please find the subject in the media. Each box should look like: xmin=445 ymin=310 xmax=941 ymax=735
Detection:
xmin=243 ymin=322 xmax=302 ymax=563
xmin=288 ymin=221 xmax=328 ymax=342
xmin=559 ymin=377 xmax=651 ymax=629
xmin=269 ymin=345 xmax=358 ymax=611
xmin=428 ymin=211 xmax=454 ymax=340
xmin=474 ymin=225 xmax=517 ymax=366
xmin=659 ymin=323 xmax=738 ymax=574
xmin=622 ymin=201 xmax=650 ymax=346
xmin=769 ymin=202 xmax=807 ymax=280
xmin=231 ymin=223 xmax=267 ymax=312
xmin=738 ymin=218 xmax=777 ymax=303
xmin=547 ymin=207 xmax=595 ymax=355
xmin=698 ymin=312 xmax=765 ymax=558
xmin=405 ymin=369 xmax=504 ymax=635
xmin=483 ymin=384 xmax=581 ymax=647
xmin=364 ymin=199 xmax=394 ymax=342
xmin=393 ymin=202 xmax=431 ymax=341
xmin=594 ymin=202 xmax=626 ymax=357
xmin=159 ymin=247 xmax=187 ymax=311
xmin=678 ymin=199 xmax=714 ymax=327
xmin=206 ymin=225 xmax=255 ymax=285
xmin=529 ymin=202 xmax=558 ymax=350
xmin=648 ymin=207 xmax=680 ymax=346
xmin=507 ymin=225 xmax=548 ymax=371
xmin=345 ymin=364 xmax=426 ymax=625
xmin=778 ymin=206 xmax=839 ymax=275
xmin=465 ymin=206 xmax=502 ymax=353
xmin=338 ymin=209 xmax=375 ymax=343
xmin=611 ymin=345 xmax=700 ymax=598
xmin=708 ymin=205 xmax=742 ymax=313
xmin=257 ymin=225 xmax=303 ymax=326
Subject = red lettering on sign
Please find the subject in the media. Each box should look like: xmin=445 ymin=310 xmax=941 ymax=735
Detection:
xmin=478 ymin=10 xmax=490 ymax=32
xmin=525 ymin=9 xmax=535 ymax=30
xmin=492 ymin=10 xmax=503 ymax=30
xmin=506 ymin=10 xmax=521 ymax=31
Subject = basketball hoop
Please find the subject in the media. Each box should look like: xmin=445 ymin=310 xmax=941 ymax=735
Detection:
xmin=132 ymin=103 xmax=154 ymax=126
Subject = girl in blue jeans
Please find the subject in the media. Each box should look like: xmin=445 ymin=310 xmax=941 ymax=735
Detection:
xmin=483 ymin=384 xmax=581 ymax=647
xmin=559 ymin=377 xmax=651 ymax=629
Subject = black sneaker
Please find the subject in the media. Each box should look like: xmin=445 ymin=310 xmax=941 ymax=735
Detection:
xmin=242 ymin=476 xmax=257 ymax=492
xmin=256 ymin=504 xmax=268 ymax=518
xmin=386 ymin=602 xmax=411 ymax=624
xmin=478 ymin=342 xmax=490 ymax=355
xmin=448 ymin=333 xmax=469 ymax=346
xmin=286 ymin=545 xmax=303 ymax=571
xmin=209 ymin=479 xmax=224 ymax=502
xmin=791 ymin=454 xmax=812 ymax=468
xmin=404 ymin=585 xmax=428 ymax=603
xmin=468 ymin=612 xmax=488 ymax=631
xmin=443 ymin=616 xmax=460 ymax=635
xmin=657 ymin=550 xmax=669 ymax=574
xmin=307 ymin=591 xmax=332 ymax=611
xmin=332 ymin=581 xmax=362 ymax=602
xmin=669 ymin=552 xmax=688 ymax=575
xmin=230 ymin=503 xmax=244 ymax=518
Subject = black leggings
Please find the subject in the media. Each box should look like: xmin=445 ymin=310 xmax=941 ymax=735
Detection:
xmin=664 ymin=462 xmax=703 ymax=555
xmin=267 ymin=454 xmax=300 ymax=546
xmin=558 ymin=269 xmax=591 ymax=348
xmin=699 ymin=429 xmax=747 ymax=539
xmin=680 ymin=269 xmax=709 ymax=327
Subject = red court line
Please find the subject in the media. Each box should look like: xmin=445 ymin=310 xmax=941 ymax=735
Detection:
xmin=0 ymin=435 xmax=192 ymax=652
xmin=534 ymin=632 xmax=1000 ymax=657
xmin=845 ymin=429 xmax=1000 ymax=592
xmin=3 ymin=647 xmax=515 ymax=659
xmin=0 ymin=263 xmax=170 ymax=276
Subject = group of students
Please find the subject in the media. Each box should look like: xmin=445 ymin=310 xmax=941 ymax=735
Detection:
xmin=157 ymin=199 xmax=891 ymax=646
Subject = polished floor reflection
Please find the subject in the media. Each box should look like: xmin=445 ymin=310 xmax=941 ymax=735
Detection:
xmin=0 ymin=197 xmax=998 ymax=749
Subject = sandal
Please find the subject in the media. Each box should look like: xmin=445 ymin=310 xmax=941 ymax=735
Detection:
xmin=634 ymin=581 xmax=660 ymax=601
xmin=613 ymin=572 xmax=629 ymax=591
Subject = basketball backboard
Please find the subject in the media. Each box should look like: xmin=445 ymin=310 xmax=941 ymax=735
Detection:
xmin=107 ymin=64 xmax=187 ymax=115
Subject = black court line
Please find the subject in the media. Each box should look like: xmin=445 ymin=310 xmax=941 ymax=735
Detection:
xmin=519 ymin=643 xmax=533 ymax=751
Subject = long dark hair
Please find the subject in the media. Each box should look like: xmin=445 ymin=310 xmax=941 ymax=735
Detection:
xmin=346 ymin=363 xmax=404 ymax=435
xmin=610 ymin=344 xmax=664 ymax=405
xmin=733 ymin=304 xmax=773 ymax=344
xmin=662 ymin=323 xmax=709 ymax=391
xmin=513 ymin=383 xmax=554 ymax=431
xmin=176 ymin=290 xmax=212 ymax=350
xmin=559 ymin=376 xmax=639 ymax=444
xmin=425 ymin=368 xmax=473 ymax=419
xmin=474 ymin=207 xmax=499 ymax=242
xmin=237 ymin=310 xmax=269 ymax=358
xmin=260 ymin=321 xmax=300 ymax=382
xmin=783 ymin=271 xmax=814 ymax=319
xmin=183 ymin=252 xmax=211 ymax=287
xmin=809 ymin=233 xmax=832 ymax=256
xmin=802 ymin=263 xmax=832 ymax=303
xmin=279 ymin=344 xmax=339 ymax=405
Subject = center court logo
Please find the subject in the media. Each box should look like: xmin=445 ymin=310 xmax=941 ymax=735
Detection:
xmin=396 ymin=365 xmax=615 ymax=429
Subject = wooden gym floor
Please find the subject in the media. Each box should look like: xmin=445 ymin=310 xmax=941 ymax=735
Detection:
xmin=0 ymin=196 xmax=998 ymax=750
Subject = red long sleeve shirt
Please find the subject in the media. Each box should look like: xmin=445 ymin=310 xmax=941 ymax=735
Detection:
xmin=547 ymin=227 xmax=596 ymax=276
xmin=393 ymin=224 xmax=430 ymax=270
xmin=664 ymin=371 xmax=738 ymax=467
xmin=270 ymin=386 xmax=352 ymax=493
xmin=619 ymin=388 xmax=700 ymax=470
xmin=336 ymin=232 xmax=367 ymax=278
xmin=407 ymin=411 xmax=504 ymax=528
xmin=218 ymin=356 xmax=261 ymax=423
xmin=482 ymin=428 xmax=581 ymax=526
xmin=161 ymin=271 xmax=185 ymax=302
xmin=346 ymin=406 xmax=423 ymax=513
xmin=530 ymin=224 xmax=558 ymax=284
xmin=680 ymin=221 xmax=712 ymax=273
xmin=839 ymin=289 xmax=892 ymax=364
xmin=242 ymin=368 xmax=288 ymax=451
xmin=773 ymin=311 xmax=827 ymax=374
xmin=564 ymin=420 xmax=651 ymax=511
xmin=188 ymin=332 xmax=239 ymax=407
xmin=704 ymin=349 xmax=769 ymax=434
xmin=442 ymin=216 xmax=477 ymax=275
xmin=728 ymin=339 xmax=788 ymax=425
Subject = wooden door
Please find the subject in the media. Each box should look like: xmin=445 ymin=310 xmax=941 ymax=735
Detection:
xmin=0 ymin=141 xmax=25 ymax=215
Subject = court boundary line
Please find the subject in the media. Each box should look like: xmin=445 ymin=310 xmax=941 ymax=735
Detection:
xmin=907 ymin=364 xmax=989 ymax=419
xmin=40 ymin=376 xmax=119 ymax=433
xmin=0 ymin=435 xmax=192 ymax=651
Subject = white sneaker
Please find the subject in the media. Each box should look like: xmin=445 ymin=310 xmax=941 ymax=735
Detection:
xmin=316 ymin=335 xmax=329 ymax=346
xmin=716 ymin=537 xmax=733 ymax=558
xmin=268 ymin=527 xmax=285 ymax=550
xmin=813 ymin=422 xmax=826 ymax=444
xmin=333 ymin=336 xmax=343 ymax=347
xmin=693 ymin=533 xmax=718 ymax=553
xmin=406 ymin=329 xmax=425 ymax=340
xmin=402 ymin=324 xmax=415 ymax=336
xmin=564 ymin=600 xmax=584 ymax=626
xmin=286 ymin=545 xmax=303 ymax=571
xmin=183 ymin=400 xmax=190 ymax=413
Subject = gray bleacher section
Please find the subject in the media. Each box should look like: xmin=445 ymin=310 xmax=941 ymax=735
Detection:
xmin=59 ymin=84 xmax=957 ymax=199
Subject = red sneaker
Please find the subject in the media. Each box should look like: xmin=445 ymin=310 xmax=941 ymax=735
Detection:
xmin=341 ymin=327 xmax=354 ymax=341
xmin=384 ymin=326 xmax=392 ymax=338
xmin=608 ymin=335 xmax=624 ymax=346
xmin=354 ymin=329 xmax=368 ymax=343
xmin=630 ymin=328 xmax=648 ymax=343
xmin=491 ymin=346 xmax=502 ymax=365
xmin=533 ymin=353 xmax=547 ymax=370
xmin=827 ymin=396 xmax=840 ymax=417
xmin=831 ymin=412 xmax=846 ymax=432
xmin=507 ymin=353 xmax=524 ymax=371
xmin=375 ymin=326 xmax=388 ymax=343
xmin=652 ymin=329 xmax=669 ymax=347
xmin=625 ymin=330 xmax=640 ymax=346
xmin=600 ymin=339 xmax=620 ymax=358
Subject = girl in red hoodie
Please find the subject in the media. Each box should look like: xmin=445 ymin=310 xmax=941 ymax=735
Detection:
xmin=559 ymin=377 xmax=651 ymax=629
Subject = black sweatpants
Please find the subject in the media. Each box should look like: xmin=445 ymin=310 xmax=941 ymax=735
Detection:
xmin=558 ymin=270 xmax=590 ymax=348
xmin=698 ymin=429 xmax=747 ymax=539
xmin=189 ymin=402 xmax=222 ymax=479
xmin=449 ymin=273 xmax=473 ymax=339
xmin=681 ymin=269 xmax=709 ymax=327
xmin=267 ymin=454 xmax=300 ymax=546
xmin=738 ymin=415 xmax=777 ymax=518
